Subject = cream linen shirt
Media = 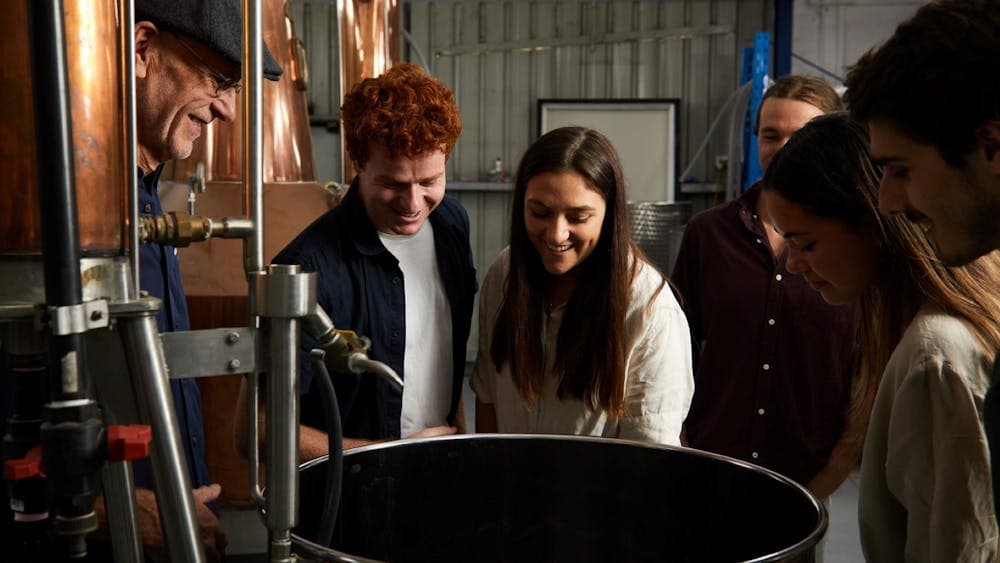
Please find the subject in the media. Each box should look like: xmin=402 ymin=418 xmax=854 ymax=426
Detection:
xmin=470 ymin=247 xmax=694 ymax=445
xmin=859 ymin=308 xmax=998 ymax=562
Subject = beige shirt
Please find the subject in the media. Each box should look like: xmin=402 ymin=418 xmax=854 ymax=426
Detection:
xmin=471 ymin=248 xmax=694 ymax=445
xmin=859 ymin=308 xmax=997 ymax=562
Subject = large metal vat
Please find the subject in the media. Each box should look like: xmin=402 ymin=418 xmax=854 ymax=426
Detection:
xmin=295 ymin=435 xmax=825 ymax=562
xmin=628 ymin=201 xmax=692 ymax=275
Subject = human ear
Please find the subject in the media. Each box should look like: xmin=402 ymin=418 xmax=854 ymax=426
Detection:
xmin=133 ymin=21 xmax=159 ymax=79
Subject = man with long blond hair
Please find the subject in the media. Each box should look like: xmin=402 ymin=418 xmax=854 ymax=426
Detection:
xmin=673 ymin=76 xmax=859 ymax=508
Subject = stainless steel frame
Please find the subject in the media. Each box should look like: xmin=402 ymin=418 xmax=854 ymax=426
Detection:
xmin=101 ymin=462 xmax=144 ymax=563
xmin=117 ymin=306 xmax=206 ymax=562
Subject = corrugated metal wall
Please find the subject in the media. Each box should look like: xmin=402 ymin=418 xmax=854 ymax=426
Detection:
xmin=291 ymin=0 xmax=771 ymax=359
xmin=791 ymin=0 xmax=921 ymax=83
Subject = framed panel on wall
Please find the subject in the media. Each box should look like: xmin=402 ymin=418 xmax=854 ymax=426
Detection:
xmin=538 ymin=99 xmax=680 ymax=202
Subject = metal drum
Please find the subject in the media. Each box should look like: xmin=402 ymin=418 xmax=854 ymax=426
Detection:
xmin=296 ymin=435 xmax=825 ymax=562
xmin=628 ymin=201 xmax=692 ymax=275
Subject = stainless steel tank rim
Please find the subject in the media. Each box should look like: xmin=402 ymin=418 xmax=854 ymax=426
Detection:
xmin=297 ymin=433 xmax=829 ymax=563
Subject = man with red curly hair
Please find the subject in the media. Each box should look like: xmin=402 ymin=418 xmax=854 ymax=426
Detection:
xmin=274 ymin=63 xmax=477 ymax=455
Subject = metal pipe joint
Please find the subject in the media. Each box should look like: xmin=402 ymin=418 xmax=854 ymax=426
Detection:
xmin=138 ymin=211 xmax=254 ymax=247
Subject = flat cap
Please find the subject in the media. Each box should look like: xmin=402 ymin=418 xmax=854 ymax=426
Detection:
xmin=136 ymin=0 xmax=283 ymax=80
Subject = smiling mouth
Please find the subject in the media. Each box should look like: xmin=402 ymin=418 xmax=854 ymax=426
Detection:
xmin=545 ymin=243 xmax=572 ymax=253
xmin=394 ymin=209 xmax=423 ymax=220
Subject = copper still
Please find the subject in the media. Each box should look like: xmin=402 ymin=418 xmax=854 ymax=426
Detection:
xmin=0 ymin=0 xmax=126 ymax=254
xmin=338 ymin=0 xmax=400 ymax=182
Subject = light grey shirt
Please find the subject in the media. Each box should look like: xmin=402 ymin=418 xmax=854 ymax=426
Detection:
xmin=859 ymin=308 xmax=997 ymax=562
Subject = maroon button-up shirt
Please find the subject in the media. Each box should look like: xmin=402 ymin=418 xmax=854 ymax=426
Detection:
xmin=672 ymin=185 xmax=857 ymax=485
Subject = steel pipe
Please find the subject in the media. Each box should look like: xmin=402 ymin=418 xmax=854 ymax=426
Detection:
xmin=118 ymin=309 xmax=205 ymax=563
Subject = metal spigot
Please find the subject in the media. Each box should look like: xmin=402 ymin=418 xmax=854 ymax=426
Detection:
xmin=305 ymin=305 xmax=403 ymax=391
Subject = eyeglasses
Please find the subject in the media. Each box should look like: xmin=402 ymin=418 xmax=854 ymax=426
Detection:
xmin=173 ymin=34 xmax=242 ymax=96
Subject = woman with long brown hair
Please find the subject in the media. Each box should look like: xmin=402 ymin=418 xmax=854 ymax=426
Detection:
xmin=762 ymin=112 xmax=1000 ymax=561
xmin=471 ymin=126 xmax=694 ymax=445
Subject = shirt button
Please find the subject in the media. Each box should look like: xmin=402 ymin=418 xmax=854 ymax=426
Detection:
xmin=392 ymin=329 xmax=400 ymax=337
xmin=143 ymin=203 xmax=152 ymax=213
xmin=762 ymin=363 xmax=770 ymax=371
xmin=767 ymin=318 xmax=775 ymax=326
xmin=392 ymin=277 xmax=399 ymax=285
xmin=751 ymin=452 xmax=759 ymax=459
xmin=758 ymin=408 xmax=765 ymax=415
xmin=191 ymin=436 xmax=198 ymax=445
xmin=775 ymin=274 xmax=783 ymax=281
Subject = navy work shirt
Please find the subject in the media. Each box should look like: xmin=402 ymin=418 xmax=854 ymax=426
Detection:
xmin=133 ymin=166 xmax=211 ymax=491
xmin=274 ymin=179 xmax=477 ymax=440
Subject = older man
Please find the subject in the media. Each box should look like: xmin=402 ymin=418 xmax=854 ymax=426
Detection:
xmin=124 ymin=0 xmax=282 ymax=560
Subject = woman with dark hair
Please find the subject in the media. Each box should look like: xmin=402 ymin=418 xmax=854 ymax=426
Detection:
xmin=762 ymin=112 xmax=1000 ymax=561
xmin=470 ymin=127 xmax=694 ymax=445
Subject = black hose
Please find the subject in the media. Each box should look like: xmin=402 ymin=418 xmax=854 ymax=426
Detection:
xmin=29 ymin=0 xmax=83 ymax=312
xmin=309 ymin=349 xmax=342 ymax=550
xmin=29 ymin=1 xmax=103 ymax=549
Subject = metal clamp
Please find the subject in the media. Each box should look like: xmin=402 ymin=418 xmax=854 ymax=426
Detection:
xmin=160 ymin=328 xmax=256 ymax=379
xmin=40 ymin=300 xmax=110 ymax=336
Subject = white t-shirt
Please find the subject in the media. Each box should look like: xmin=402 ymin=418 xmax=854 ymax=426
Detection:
xmin=470 ymin=247 xmax=694 ymax=445
xmin=379 ymin=222 xmax=453 ymax=437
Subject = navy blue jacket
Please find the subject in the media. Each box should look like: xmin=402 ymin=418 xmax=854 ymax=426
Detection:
xmin=274 ymin=179 xmax=477 ymax=439
xmin=134 ymin=166 xmax=211 ymax=491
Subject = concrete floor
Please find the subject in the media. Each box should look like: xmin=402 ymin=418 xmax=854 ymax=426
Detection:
xmin=826 ymin=471 xmax=864 ymax=562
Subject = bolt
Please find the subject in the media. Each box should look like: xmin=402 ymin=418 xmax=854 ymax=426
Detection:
xmin=226 ymin=332 xmax=240 ymax=344
xmin=228 ymin=359 xmax=241 ymax=371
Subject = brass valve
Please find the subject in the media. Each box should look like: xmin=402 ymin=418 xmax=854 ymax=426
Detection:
xmin=138 ymin=211 xmax=210 ymax=247
xmin=138 ymin=211 xmax=253 ymax=247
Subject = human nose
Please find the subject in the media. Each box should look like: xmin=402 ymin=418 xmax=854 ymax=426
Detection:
xmin=877 ymin=175 xmax=906 ymax=215
xmin=396 ymin=184 xmax=421 ymax=211
xmin=785 ymin=245 xmax=809 ymax=275
xmin=211 ymin=90 xmax=237 ymax=123
xmin=545 ymin=216 xmax=569 ymax=242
